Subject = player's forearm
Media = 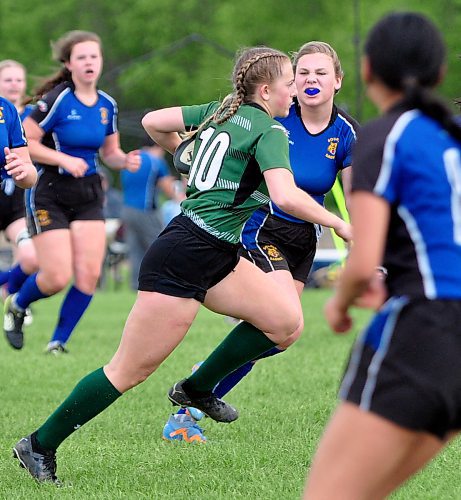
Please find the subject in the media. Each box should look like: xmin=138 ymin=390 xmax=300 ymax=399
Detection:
xmin=279 ymin=187 xmax=345 ymax=230
xmin=27 ymin=139 xmax=69 ymax=167
xmin=100 ymin=149 xmax=126 ymax=170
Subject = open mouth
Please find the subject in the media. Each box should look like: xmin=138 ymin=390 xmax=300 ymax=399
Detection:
xmin=305 ymin=88 xmax=320 ymax=96
xmin=85 ymin=69 xmax=95 ymax=75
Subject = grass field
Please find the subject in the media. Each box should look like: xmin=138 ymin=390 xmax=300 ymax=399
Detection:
xmin=2 ymin=286 xmax=461 ymax=499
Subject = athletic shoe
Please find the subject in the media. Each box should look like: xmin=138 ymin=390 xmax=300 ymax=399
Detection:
xmin=187 ymin=406 xmax=205 ymax=421
xmin=168 ymin=378 xmax=238 ymax=423
xmin=162 ymin=413 xmax=207 ymax=443
xmin=23 ymin=307 xmax=33 ymax=326
xmin=3 ymin=294 xmax=25 ymax=350
xmin=13 ymin=435 xmax=60 ymax=484
xmin=45 ymin=341 xmax=69 ymax=355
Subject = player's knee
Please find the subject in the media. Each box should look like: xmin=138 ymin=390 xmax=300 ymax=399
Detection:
xmin=267 ymin=308 xmax=302 ymax=343
xmin=75 ymin=267 xmax=102 ymax=293
xmin=42 ymin=270 xmax=71 ymax=293
xmin=277 ymin=320 xmax=304 ymax=349
xmin=18 ymin=251 xmax=38 ymax=275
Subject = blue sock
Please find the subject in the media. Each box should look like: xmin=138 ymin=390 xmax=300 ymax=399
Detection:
xmin=7 ymin=264 xmax=29 ymax=295
xmin=15 ymin=273 xmax=49 ymax=310
xmin=213 ymin=347 xmax=284 ymax=398
xmin=0 ymin=269 xmax=10 ymax=286
xmin=51 ymin=285 xmax=93 ymax=345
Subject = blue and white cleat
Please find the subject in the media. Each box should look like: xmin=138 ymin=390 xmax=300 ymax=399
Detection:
xmin=162 ymin=413 xmax=207 ymax=443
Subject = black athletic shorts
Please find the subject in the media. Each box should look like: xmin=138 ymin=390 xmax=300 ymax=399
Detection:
xmin=138 ymin=214 xmax=240 ymax=302
xmin=0 ymin=188 xmax=25 ymax=232
xmin=340 ymin=297 xmax=461 ymax=439
xmin=26 ymin=169 xmax=104 ymax=235
xmin=241 ymin=214 xmax=317 ymax=283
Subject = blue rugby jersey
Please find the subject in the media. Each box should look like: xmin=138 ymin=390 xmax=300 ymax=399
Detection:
xmin=353 ymin=103 xmax=461 ymax=299
xmin=241 ymin=100 xmax=358 ymax=248
xmin=0 ymin=97 xmax=27 ymax=190
xmin=28 ymin=81 xmax=118 ymax=177
xmin=20 ymin=104 xmax=34 ymax=121
xmin=121 ymin=150 xmax=169 ymax=211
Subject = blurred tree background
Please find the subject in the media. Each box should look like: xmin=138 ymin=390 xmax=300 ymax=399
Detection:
xmin=1 ymin=0 xmax=460 ymax=151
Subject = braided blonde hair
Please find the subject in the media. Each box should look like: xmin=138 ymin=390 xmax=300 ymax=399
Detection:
xmin=194 ymin=46 xmax=289 ymax=133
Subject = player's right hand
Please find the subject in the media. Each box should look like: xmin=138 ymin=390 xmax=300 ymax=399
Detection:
xmin=334 ymin=221 xmax=353 ymax=243
xmin=61 ymin=156 xmax=89 ymax=178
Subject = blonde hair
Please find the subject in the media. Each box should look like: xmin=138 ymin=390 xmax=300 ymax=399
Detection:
xmin=0 ymin=59 xmax=28 ymax=107
xmin=292 ymin=41 xmax=343 ymax=79
xmin=195 ymin=46 xmax=289 ymax=132
xmin=0 ymin=59 xmax=26 ymax=77
xmin=32 ymin=30 xmax=102 ymax=101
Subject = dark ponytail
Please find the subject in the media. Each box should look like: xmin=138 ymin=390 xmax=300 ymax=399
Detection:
xmin=365 ymin=12 xmax=461 ymax=142
xmin=402 ymin=78 xmax=461 ymax=142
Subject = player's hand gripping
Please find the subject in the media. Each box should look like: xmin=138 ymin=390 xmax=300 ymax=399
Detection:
xmin=61 ymin=155 xmax=89 ymax=178
xmin=124 ymin=150 xmax=141 ymax=173
xmin=3 ymin=147 xmax=31 ymax=182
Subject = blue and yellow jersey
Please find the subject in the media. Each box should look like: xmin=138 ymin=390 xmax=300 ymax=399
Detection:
xmin=29 ymin=81 xmax=118 ymax=177
xmin=241 ymin=100 xmax=358 ymax=249
xmin=0 ymin=96 xmax=27 ymax=188
xmin=275 ymin=100 xmax=358 ymax=218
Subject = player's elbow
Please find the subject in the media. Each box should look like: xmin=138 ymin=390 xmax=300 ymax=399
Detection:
xmin=271 ymin=192 xmax=297 ymax=214
xmin=141 ymin=112 xmax=157 ymax=134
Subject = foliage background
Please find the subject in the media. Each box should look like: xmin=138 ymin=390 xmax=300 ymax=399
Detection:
xmin=1 ymin=0 xmax=460 ymax=150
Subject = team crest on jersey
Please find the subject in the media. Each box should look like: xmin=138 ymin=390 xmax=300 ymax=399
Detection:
xmin=37 ymin=100 xmax=48 ymax=113
xmin=0 ymin=107 xmax=4 ymax=123
xmin=36 ymin=209 xmax=52 ymax=227
xmin=100 ymin=107 xmax=109 ymax=125
xmin=263 ymin=244 xmax=283 ymax=261
xmin=326 ymin=137 xmax=339 ymax=159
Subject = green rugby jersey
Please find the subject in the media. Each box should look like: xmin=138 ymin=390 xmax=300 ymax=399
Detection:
xmin=181 ymin=101 xmax=292 ymax=243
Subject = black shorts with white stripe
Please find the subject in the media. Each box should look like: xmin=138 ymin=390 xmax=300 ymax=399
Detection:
xmin=340 ymin=296 xmax=461 ymax=439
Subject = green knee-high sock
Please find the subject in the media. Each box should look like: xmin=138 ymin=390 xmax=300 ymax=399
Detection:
xmin=35 ymin=367 xmax=121 ymax=451
xmin=186 ymin=321 xmax=276 ymax=393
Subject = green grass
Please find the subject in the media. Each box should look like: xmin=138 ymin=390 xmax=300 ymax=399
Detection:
xmin=1 ymin=288 xmax=461 ymax=499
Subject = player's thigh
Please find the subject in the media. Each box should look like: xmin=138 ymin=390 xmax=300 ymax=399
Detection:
xmin=205 ymin=257 xmax=300 ymax=335
xmin=106 ymin=291 xmax=201 ymax=392
xmin=33 ymin=229 xmax=73 ymax=280
xmin=304 ymin=402 xmax=442 ymax=500
xmin=70 ymin=220 xmax=107 ymax=272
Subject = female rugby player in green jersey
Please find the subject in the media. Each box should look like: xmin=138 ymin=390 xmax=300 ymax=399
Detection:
xmin=13 ymin=45 xmax=350 ymax=484
xmin=163 ymin=41 xmax=359 ymax=443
